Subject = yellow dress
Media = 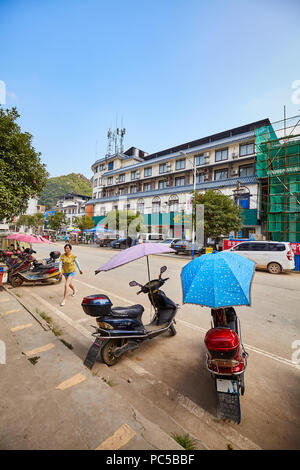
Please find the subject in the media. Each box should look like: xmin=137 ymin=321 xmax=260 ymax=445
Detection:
xmin=60 ymin=254 xmax=77 ymax=274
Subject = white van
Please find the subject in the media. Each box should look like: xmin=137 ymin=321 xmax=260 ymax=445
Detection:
xmin=229 ymin=241 xmax=295 ymax=274
xmin=140 ymin=233 xmax=165 ymax=243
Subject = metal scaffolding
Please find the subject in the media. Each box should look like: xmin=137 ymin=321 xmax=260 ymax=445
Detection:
xmin=255 ymin=114 xmax=300 ymax=242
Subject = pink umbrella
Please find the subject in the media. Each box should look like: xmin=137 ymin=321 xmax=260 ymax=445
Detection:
xmin=7 ymin=233 xmax=55 ymax=244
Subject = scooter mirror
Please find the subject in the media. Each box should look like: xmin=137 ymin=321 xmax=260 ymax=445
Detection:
xmin=160 ymin=266 xmax=167 ymax=274
xmin=129 ymin=281 xmax=138 ymax=287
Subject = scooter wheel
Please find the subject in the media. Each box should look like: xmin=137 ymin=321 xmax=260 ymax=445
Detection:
xmin=101 ymin=339 xmax=122 ymax=366
xmin=168 ymin=323 xmax=177 ymax=336
xmin=11 ymin=275 xmax=23 ymax=288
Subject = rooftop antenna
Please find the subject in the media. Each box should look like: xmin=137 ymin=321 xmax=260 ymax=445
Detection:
xmin=107 ymin=129 xmax=113 ymax=157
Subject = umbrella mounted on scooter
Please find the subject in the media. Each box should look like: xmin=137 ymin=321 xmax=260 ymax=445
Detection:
xmin=95 ymin=242 xmax=176 ymax=284
xmin=180 ymin=250 xmax=255 ymax=424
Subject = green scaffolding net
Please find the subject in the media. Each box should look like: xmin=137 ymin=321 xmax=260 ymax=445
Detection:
xmin=255 ymin=121 xmax=300 ymax=242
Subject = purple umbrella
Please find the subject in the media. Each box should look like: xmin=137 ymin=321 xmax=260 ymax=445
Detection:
xmin=95 ymin=242 xmax=175 ymax=279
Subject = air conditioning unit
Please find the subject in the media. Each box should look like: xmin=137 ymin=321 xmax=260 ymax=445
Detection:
xmin=204 ymin=152 xmax=210 ymax=158
xmin=204 ymin=174 xmax=210 ymax=181
xmin=166 ymin=163 xmax=172 ymax=172
xmin=136 ymin=171 xmax=140 ymax=178
xmin=232 ymin=152 xmax=238 ymax=159
xmin=232 ymin=169 xmax=239 ymax=176
xmin=115 ymin=176 xmax=119 ymax=183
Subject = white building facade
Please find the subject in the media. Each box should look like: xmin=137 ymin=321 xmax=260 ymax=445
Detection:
xmin=87 ymin=120 xmax=270 ymax=239
xmin=56 ymin=193 xmax=90 ymax=226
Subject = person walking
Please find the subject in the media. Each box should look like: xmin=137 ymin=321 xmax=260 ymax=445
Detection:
xmin=59 ymin=244 xmax=83 ymax=306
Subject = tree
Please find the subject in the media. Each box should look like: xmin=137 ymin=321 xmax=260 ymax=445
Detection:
xmin=192 ymin=189 xmax=243 ymax=244
xmin=0 ymin=107 xmax=48 ymax=221
xmin=47 ymin=212 xmax=67 ymax=231
xmin=104 ymin=210 xmax=146 ymax=235
xmin=73 ymin=215 xmax=94 ymax=231
xmin=16 ymin=213 xmax=45 ymax=234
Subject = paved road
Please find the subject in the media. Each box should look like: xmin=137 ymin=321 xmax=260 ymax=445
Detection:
xmin=11 ymin=242 xmax=300 ymax=449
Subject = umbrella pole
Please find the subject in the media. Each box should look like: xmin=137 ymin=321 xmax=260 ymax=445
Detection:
xmin=146 ymin=256 xmax=151 ymax=284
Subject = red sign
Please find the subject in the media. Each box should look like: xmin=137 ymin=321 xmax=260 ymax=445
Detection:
xmin=223 ymin=239 xmax=300 ymax=255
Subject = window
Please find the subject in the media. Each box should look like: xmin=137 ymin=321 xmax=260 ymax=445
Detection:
xmin=100 ymin=207 xmax=106 ymax=216
xmin=196 ymin=173 xmax=204 ymax=184
xmin=107 ymin=177 xmax=113 ymax=185
xmin=108 ymin=161 xmax=114 ymax=170
xmin=95 ymin=166 xmax=98 ymax=173
xmin=195 ymin=154 xmax=205 ymax=166
xmin=159 ymin=163 xmax=167 ymax=174
xmin=144 ymin=167 xmax=152 ymax=177
xmin=131 ymin=171 xmax=137 ymax=180
xmin=240 ymin=142 xmax=254 ymax=157
xmin=235 ymin=195 xmax=250 ymax=209
xmin=143 ymin=183 xmax=152 ymax=192
xmin=234 ymin=242 xmax=269 ymax=251
xmin=158 ymin=180 xmax=167 ymax=189
xmin=239 ymin=164 xmax=255 ymax=177
xmin=137 ymin=200 xmax=144 ymax=213
xmin=99 ymin=164 xmax=104 ymax=171
xmin=119 ymin=188 xmax=128 ymax=195
xmin=169 ymin=195 xmax=179 ymax=212
xmin=176 ymin=159 xmax=185 ymax=170
xmin=152 ymin=197 xmax=161 ymax=213
xmin=130 ymin=186 xmax=137 ymax=194
xmin=175 ymin=177 xmax=185 ymax=187
xmin=119 ymin=173 xmax=125 ymax=182
xmin=94 ymin=178 xmax=98 ymax=187
xmin=215 ymin=148 xmax=228 ymax=162
xmin=269 ymin=243 xmax=285 ymax=251
xmin=214 ymin=169 xmax=228 ymax=180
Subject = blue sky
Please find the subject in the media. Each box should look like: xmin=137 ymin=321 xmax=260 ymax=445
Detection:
xmin=1 ymin=0 xmax=300 ymax=177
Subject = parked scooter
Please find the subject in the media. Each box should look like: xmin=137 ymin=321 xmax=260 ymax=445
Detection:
xmin=83 ymin=266 xmax=178 ymax=368
xmin=204 ymin=307 xmax=248 ymax=424
xmin=9 ymin=250 xmax=61 ymax=287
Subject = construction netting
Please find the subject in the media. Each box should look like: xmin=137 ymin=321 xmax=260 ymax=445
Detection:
xmin=255 ymin=116 xmax=300 ymax=242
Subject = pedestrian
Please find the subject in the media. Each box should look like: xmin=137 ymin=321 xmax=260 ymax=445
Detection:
xmin=59 ymin=243 xmax=83 ymax=306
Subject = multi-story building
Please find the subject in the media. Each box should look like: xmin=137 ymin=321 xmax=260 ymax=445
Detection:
xmin=56 ymin=193 xmax=90 ymax=226
xmin=87 ymin=119 xmax=270 ymax=238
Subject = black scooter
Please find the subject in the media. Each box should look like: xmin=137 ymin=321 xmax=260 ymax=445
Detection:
xmin=82 ymin=266 xmax=178 ymax=368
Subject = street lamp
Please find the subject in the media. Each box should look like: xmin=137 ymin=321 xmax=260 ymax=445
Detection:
xmin=180 ymin=151 xmax=197 ymax=258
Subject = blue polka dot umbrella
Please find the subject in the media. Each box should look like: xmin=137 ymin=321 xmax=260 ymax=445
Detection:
xmin=181 ymin=251 xmax=255 ymax=308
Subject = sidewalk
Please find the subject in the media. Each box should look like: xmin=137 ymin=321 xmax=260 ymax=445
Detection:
xmin=0 ymin=287 xmax=183 ymax=450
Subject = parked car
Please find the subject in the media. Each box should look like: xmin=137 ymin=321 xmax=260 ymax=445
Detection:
xmin=140 ymin=233 xmax=166 ymax=243
xmin=160 ymin=238 xmax=181 ymax=248
xmin=97 ymin=237 xmax=117 ymax=247
xmin=170 ymin=240 xmax=203 ymax=256
xmin=110 ymin=238 xmax=128 ymax=249
xmin=229 ymin=241 xmax=295 ymax=274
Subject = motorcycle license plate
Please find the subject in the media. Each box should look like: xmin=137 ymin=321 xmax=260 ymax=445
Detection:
xmin=216 ymin=379 xmax=239 ymax=394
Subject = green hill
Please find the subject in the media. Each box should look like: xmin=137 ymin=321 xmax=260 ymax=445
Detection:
xmin=39 ymin=173 xmax=93 ymax=209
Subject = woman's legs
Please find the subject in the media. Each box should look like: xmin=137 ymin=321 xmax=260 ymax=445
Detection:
xmin=61 ymin=275 xmax=73 ymax=305
xmin=69 ymin=277 xmax=76 ymax=295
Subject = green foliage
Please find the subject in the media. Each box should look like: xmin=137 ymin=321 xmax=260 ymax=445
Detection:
xmin=193 ymin=189 xmax=243 ymax=241
xmin=171 ymin=433 xmax=197 ymax=450
xmin=104 ymin=210 xmax=146 ymax=235
xmin=47 ymin=211 xmax=67 ymax=231
xmin=17 ymin=213 xmax=44 ymax=232
xmin=39 ymin=173 xmax=93 ymax=209
xmin=0 ymin=107 xmax=48 ymax=220
xmin=73 ymin=215 xmax=94 ymax=231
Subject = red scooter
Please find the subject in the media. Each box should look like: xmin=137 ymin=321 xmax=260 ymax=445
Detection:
xmin=204 ymin=307 xmax=248 ymax=424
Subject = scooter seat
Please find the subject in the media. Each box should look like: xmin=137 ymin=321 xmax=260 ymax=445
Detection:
xmin=111 ymin=304 xmax=144 ymax=318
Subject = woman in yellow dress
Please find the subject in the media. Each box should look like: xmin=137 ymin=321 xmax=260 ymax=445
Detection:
xmin=59 ymin=244 xmax=83 ymax=306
